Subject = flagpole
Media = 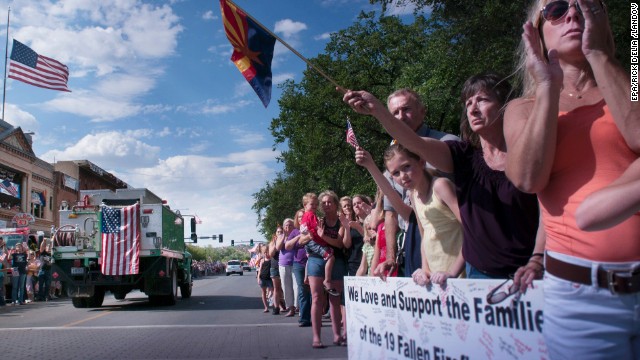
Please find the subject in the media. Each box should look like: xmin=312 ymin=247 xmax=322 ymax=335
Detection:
xmin=2 ymin=7 xmax=9 ymax=121
xmin=226 ymin=0 xmax=346 ymax=93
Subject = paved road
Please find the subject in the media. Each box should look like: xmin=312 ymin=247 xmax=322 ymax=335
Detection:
xmin=0 ymin=273 xmax=348 ymax=360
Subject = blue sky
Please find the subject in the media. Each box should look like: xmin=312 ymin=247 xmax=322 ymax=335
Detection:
xmin=0 ymin=0 xmax=417 ymax=247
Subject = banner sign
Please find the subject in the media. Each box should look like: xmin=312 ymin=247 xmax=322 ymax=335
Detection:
xmin=11 ymin=213 xmax=35 ymax=227
xmin=345 ymin=277 xmax=548 ymax=360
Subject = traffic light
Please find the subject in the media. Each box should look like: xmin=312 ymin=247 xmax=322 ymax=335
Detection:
xmin=250 ymin=239 xmax=254 ymax=246
xmin=219 ymin=234 xmax=223 ymax=242
xmin=190 ymin=218 xmax=197 ymax=243
xmin=217 ymin=235 xmax=222 ymax=243
xmin=231 ymin=239 xmax=234 ymax=246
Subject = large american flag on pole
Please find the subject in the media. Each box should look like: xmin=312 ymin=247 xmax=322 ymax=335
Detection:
xmin=346 ymin=119 xmax=359 ymax=149
xmin=8 ymin=39 xmax=70 ymax=92
xmin=100 ymin=203 xmax=140 ymax=275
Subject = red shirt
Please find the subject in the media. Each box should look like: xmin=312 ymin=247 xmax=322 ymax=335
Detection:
xmin=376 ymin=222 xmax=397 ymax=277
xmin=301 ymin=211 xmax=328 ymax=247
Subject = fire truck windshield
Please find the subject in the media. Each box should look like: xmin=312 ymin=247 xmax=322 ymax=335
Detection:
xmin=3 ymin=234 xmax=25 ymax=249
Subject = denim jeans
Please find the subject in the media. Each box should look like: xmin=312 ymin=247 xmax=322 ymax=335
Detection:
xmin=465 ymin=262 xmax=508 ymax=280
xmin=292 ymin=262 xmax=310 ymax=325
xmin=11 ymin=273 xmax=26 ymax=303
xmin=38 ymin=269 xmax=51 ymax=300
xmin=0 ymin=276 xmax=5 ymax=305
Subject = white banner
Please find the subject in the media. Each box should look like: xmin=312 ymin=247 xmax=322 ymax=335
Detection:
xmin=345 ymin=276 xmax=548 ymax=360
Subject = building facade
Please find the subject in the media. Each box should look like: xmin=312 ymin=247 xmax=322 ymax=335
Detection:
xmin=0 ymin=120 xmax=55 ymax=234
xmin=0 ymin=120 xmax=128 ymax=236
xmin=53 ymin=160 xmax=128 ymax=226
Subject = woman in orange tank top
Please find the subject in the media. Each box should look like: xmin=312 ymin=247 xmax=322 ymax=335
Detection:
xmin=504 ymin=1 xmax=640 ymax=358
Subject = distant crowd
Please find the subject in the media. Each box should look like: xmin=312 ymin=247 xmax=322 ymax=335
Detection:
xmin=191 ymin=260 xmax=225 ymax=278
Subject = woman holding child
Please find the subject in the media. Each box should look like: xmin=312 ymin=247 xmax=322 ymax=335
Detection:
xmin=299 ymin=191 xmax=350 ymax=348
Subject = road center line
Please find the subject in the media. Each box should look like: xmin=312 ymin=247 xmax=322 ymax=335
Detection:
xmin=62 ymin=310 xmax=112 ymax=327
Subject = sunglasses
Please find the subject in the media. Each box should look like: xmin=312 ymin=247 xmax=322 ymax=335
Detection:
xmin=486 ymin=276 xmax=520 ymax=305
xmin=541 ymin=0 xmax=604 ymax=22
xmin=541 ymin=0 xmax=581 ymax=22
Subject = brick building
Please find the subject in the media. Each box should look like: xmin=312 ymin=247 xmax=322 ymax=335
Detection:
xmin=0 ymin=120 xmax=54 ymax=234
xmin=0 ymin=120 xmax=128 ymax=236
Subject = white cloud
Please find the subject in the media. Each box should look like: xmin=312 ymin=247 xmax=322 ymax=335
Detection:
xmin=274 ymin=19 xmax=307 ymax=39
xmin=118 ymin=149 xmax=280 ymax=243
xmin=94 ymin=74 xmax=156 ymax=100
xmin=43 ymin=94 xmax=141 ymax=122
xmin=157 ymin=127 xmax=171 ymax=137
xmin=273 ymin=73 xmax=295 ymax=85
xmin=187 ymin=141 xmax=208 ymax=153
xmin=202 ymin=10 xmax=217 ymax=20
xmin=40 ymin=131 xmax=161 ymax=169
xmin=229 ymin=127 xmax=265 ymax=146
xmin=125 ymin=129 xmax=154 ymax=138
xmin=4 ymin=104 xmax=38 ymax=132
xmin=314 ymin=32 xmax=332 ymax=41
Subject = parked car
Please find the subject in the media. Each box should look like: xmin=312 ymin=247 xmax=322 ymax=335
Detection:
xmin=226 ymin=260 xmax=243 ymax=276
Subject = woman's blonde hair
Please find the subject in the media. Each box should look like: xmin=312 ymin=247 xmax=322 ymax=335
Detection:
xmin=293 ymin=208 xmax=304 ymax=228
xmin=339 ymin=196 xmax=355 ymax=221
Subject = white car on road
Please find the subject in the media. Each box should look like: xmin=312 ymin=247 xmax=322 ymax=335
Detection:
xmin=226 ymin=260 xmax=243 ymax=276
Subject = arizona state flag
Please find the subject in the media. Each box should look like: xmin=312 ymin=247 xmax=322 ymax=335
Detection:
xmin=220 ymin=0 xmax=276 ymax=108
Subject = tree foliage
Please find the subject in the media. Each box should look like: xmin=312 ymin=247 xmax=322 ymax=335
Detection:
xmin=253 ymin=1 xmax=631 ymax=238
xmin=187 ymin=244 xmax=251 ymax=262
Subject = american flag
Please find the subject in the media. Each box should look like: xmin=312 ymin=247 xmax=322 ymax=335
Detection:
xmin=101 ymin=203 xmax=140 ymax=275
xmin=8 ymin=40 xmax=70 ymax=92
xmin=0 ymin=179 xmax=19 ymax=197
xmin=346 ymin=120 xmax=359 ymax=149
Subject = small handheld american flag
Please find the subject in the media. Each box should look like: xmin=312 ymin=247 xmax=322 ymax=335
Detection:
xmin=346 ymin=120 xmax=359 ymax=149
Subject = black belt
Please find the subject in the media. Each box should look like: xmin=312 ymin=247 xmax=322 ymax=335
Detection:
xmin=546 ymin=255 xmax=640 ymax=294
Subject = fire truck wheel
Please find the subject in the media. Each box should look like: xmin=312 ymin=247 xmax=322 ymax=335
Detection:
xmin=180 ymin=280 xmax=192 ymax=299
xmin=165 ymin=264 xmax=178 ymax=305
xmin=72 ymin=297 xmax=88 ymax=308
xmin=87 ymin=287 xmax=105 ymax=308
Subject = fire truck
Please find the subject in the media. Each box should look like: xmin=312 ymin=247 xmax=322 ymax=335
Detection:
xmin=51 ymin=188 xmax=193 ymax=308
xmin=0 ymin=227 xmax=30 ymax=249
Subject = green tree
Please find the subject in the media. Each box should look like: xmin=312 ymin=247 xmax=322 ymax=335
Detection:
xmin=369 ymin=0 xmax=630 ymax=71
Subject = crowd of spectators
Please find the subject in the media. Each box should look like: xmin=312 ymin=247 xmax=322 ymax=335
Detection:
xmin=191 ymin=260 xmax=225 ymax=278
xmin=253 ymin=4 xmax=638 ymax=354
xmin=0 ymin=237 xmax=62 ymax=307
